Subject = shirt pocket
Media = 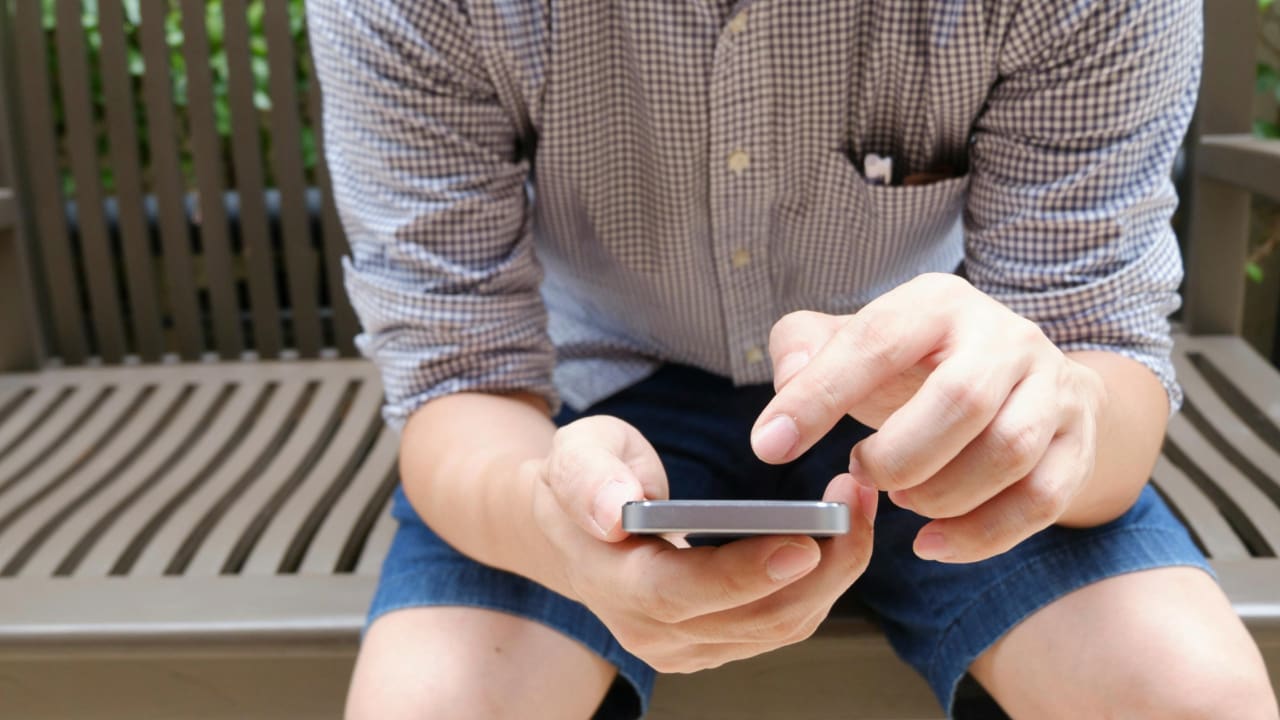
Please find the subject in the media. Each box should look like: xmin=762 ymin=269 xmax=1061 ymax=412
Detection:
xmin=774 ymin=150 xmax=969 ymax=311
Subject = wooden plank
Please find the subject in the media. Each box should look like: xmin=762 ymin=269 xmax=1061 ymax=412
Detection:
xmin=54 ymin=1 xmax=128 ymax=363
xmin=0 ymin=385 xmax=70 ymax=465
xmin=127 ymin=380 xmax=309 ymax=577
xmin=220 ymin=0 xmax=283 ymax=358
xmin=355 ymin=499 xmax=397 ymax=577
xmin=73 ymin=380 xmax=258 ymax=577
xmin=0 ymin=387 xmax=104 ymax=497
xmin=1178 ymin=335 xmax=1280 ymax=432
xmin=0 ymin=383 xmax=187 ymax=576
xmin=1150 ymin=455 xmax=1250 ymax=560
xmin=299 ymin=429 xmax=398 ymax=575
xmin=263 ymin=1 xmax=322 ymax=356
xmin=178 ymin=0 xmax=243 ymax=360
xmin=13 ymin=0 xmax=86 ymax=362
xmin=23 ymin=382 xmax=226 ymax=578
xmin=1197 ymin=135 xmax=1280 ymax=205
xmin=184 ymin=380 xmax=348 ymax=576
xmin=304 ymin=40 xmax=357 ymax=356
xmin=97 ymin=0 xmax=165 ymax=361
xmin=1165 ymin=415 xmax=1280 ymax=553
xmin=138 ymin=0 xmax=203 ymax=359
xmin=0 ymin=386 xmax=147 ymax=535
xmin=0 ymin=575 xmax=373 ymax=644
xmin=1173 ymin=352 xmax=1280 ymax=500
xmin=242 ymin=379 xmax=382 ymax=575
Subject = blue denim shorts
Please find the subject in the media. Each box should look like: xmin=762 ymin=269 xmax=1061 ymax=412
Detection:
xmin=368 ymin=364 xmax=1210 ymax=719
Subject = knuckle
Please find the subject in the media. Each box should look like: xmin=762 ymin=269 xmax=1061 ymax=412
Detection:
xmin=936 ymin=377 xmax=994 ymax=420
xmin=802 ymin=372 xmax=845 ymax=418
xmin=1021 ymin=476 xmax=1066 ymax=526
xmin=634 ymin=585 xmax=683 ymax=624
xmin=840 ymin=317 xmax=898 ymax=370
xmin=859 ymin=448 xmax=910 ymax=491
xmin=987 ymin=421 xmax=1044 ymax=473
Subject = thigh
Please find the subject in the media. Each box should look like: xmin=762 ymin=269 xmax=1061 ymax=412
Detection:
xmin=853 ymin=483 xmax=1218 ymax=715
xmin=970 ymin=566 xmax=1278 ymax=719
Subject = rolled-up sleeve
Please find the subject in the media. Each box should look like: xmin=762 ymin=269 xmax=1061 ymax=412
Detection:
xmin=309 ymin=0 xmax=555 ymax=429
xmin=965 ymin=0 xmax=1201 ymax=412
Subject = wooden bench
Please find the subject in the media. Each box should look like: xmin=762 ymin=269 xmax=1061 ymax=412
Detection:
xmin=0 ymin=2 xmax=1275 ymax=718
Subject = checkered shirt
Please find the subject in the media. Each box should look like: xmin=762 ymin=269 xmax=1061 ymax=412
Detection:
xmin=308 ymin=0 xmax=1200 ymax=429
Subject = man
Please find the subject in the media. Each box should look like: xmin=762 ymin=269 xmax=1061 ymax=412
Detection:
xmin=309 ymin=0 xmax=1279 ymax=717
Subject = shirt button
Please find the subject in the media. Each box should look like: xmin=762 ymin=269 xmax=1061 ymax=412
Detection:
xmin=728 ymin=11 xmax=749 ymax=35
xmin=731 ymin=248 xmax=751 ymax=268
xmin=727 ymin=150 xmax=751 ymax=174
xmin=745 ymin=346 xmax=765 ymax=365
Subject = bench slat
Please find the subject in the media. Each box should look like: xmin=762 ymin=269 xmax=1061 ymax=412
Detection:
xmin=1165 ymin=414 xmax=1280 ymax=554
xmin=264 ymin=1 xmax=323 ymax=357
xmin=1174 ymin=350 xmax=1280 ymax=485
xmin=72 ymin=380 xmax=262 ymax=578
xmin=0 ymin=387 xmax=118 ymax=505
xmin=13 ymin=0 xmax=86 ymax=362
xmin=0 ymin=384 xmax=170 ymax=567
xmin=0 ymin=384 xmax=69 ymax=465
xmin=97 ymin=0 xmax=166 ymax=361
xmin=300 ymin=429 xmax=398 ymax=575
xmin=129 ymin=379 xmax=311 ymax=576
xmin=183 ymin=379 xmax=350 ymax=576
xmin=221 ymin=0 xmax=285 ymax=359
xmin=179 ymin=0 xmax=244 ymax=360
xmin=55 ymin=1 xmax=128 ymax=363
xmin=1150 ymin=455 xmax=1251 ymax=559
xmin=241 ymin=378 xmax=384 ymax=575
xmin=21 ymin=382 xmax=227 ymax=578
xmin=139 ymin=0 xmax=204 ymax=360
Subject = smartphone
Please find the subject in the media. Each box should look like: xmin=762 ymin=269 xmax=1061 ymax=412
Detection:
xmin=621 ymin=500 xmax=849 ymax=537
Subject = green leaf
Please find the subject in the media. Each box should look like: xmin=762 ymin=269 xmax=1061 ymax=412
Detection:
xmin=1259 ymin=63 xmax=1280 ymax=96
xmin=1246 ymin=262 xmax=1265 ymax=284
xmin=1262 ymin=0 xmax=1276 ymax=11
xmin=1256 ymin=119 xmax=1280 ymax=139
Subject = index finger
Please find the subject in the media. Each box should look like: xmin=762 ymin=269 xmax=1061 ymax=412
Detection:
xmin=751 ymin=292 xmax=948 ymax=464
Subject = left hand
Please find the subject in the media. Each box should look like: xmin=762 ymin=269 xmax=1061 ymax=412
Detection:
xmin=751 ymin=273 xmax=1109 ymax=563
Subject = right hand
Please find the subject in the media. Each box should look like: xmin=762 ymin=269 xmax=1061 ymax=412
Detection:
xmin=526 ymin=415 xmax=879 ymax=673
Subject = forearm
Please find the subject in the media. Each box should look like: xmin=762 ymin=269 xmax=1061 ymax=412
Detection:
xmin=398 ymin=391 xmax=570 ymax=594
xmin=1057 ymin=350 xmax=1170 ymax=527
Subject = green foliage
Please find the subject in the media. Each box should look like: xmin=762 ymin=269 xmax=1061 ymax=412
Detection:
xmin=1249 ymin=2 xmax=1280 ymax=281
xmin=46 ymin=0 xmax=313 ymax=195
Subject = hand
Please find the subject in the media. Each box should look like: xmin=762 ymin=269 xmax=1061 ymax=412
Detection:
xmin=751 ymin=273 xmax=1108 ymax=564
xmin=527 ymin=415 xmax=878 ymax=673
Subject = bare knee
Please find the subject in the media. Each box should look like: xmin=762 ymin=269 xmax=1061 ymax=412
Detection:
xmin=1116 ymin=660 xmax=1279 ymax=720
xmin=346 ymin=606 xmax=618 ymax=720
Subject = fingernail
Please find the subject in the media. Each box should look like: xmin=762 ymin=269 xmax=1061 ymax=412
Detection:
xmin=766 ymin=542 xmax=818 ymax=581
xmin=915 ymin=532 xmax=950 ymax=561
xmin=857 ymin=484 xmax=879 ymax=525
xmin=848 ymin=455 xmax=877 ymax=490
xmin=592 ymin=479 xmax=638 ymax=536
xmin=752 ymin=415 xmax=799 ymax=462
xmin=774 ymin=351 xmax=810 ymax=388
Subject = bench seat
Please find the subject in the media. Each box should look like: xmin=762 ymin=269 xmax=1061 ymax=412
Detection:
xmin=0 ymin=334 xmax=1277 ymax=718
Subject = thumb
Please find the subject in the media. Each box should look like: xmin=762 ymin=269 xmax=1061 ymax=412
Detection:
xmin=546 ymin=419 xmax=669 ymax=542
xmin=821 ymin=472 xmax=878 ymax=561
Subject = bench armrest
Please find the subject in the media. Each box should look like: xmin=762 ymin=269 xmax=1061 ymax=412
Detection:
xmin=0 ymin=188 xmax=41 ymax=372
xmin=1196 ymin=135 xmax=1280 ymax=204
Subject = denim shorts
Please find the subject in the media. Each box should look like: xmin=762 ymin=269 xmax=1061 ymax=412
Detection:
xmin=368 ymin=364 xmax=1210 ymax=719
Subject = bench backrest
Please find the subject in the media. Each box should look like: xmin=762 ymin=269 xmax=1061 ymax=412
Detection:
xmin=0 ymin=0 xmax=356 ymax=370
